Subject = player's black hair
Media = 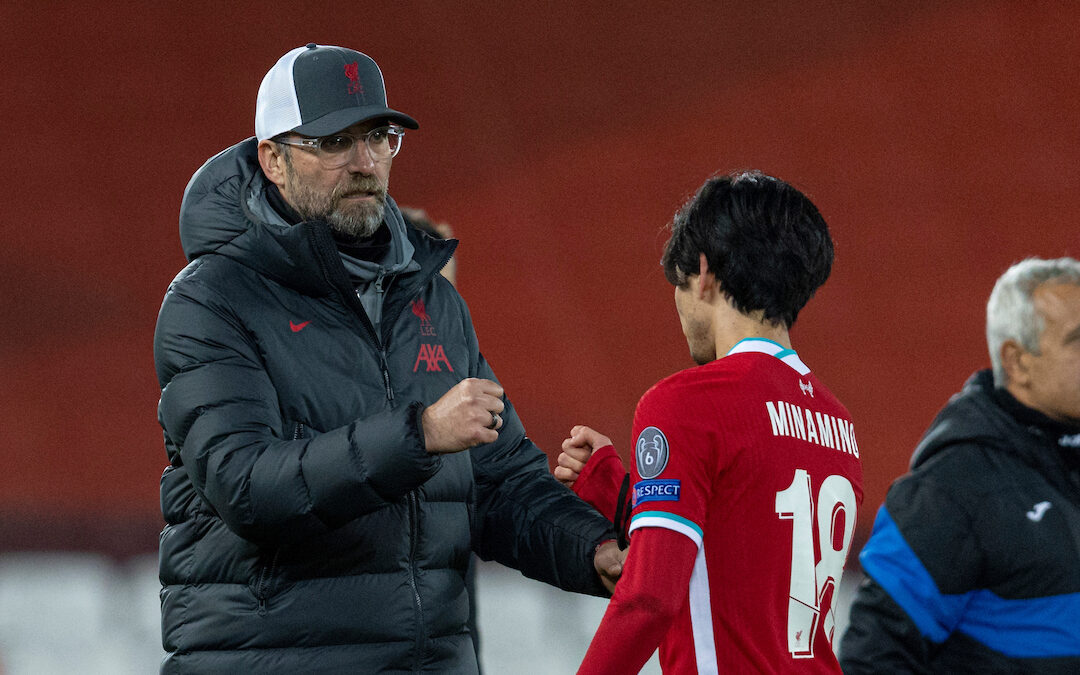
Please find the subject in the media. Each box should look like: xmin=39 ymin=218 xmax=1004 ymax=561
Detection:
xmin=661 ymin=171 xmax=834 ymax=328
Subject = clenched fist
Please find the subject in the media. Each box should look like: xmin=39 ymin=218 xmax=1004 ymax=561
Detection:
xmin=594 ymin=539 xmax=627 ymax=594
xmin=554 ymin=425 xmax=613 ymax=486
xmin=422 ymin=378 xmax=505 ymax=454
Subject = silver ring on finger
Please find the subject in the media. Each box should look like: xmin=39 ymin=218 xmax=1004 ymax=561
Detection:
xmin=488 ymin=412 xmax=500 ymax=430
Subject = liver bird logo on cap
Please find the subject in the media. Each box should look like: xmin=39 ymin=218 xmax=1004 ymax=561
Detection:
xmin=344 ymin=62 xmax=364 ymax=95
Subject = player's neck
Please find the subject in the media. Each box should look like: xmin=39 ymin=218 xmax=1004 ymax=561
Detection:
xmin=713 ymin=309 xmax=792 ymax=357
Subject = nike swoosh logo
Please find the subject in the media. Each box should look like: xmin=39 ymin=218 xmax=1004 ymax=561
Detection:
xmin=1027 ymin=501 xmax=1051 ymax=521
xmin=290 ymin=320 xmax=311 ymax=333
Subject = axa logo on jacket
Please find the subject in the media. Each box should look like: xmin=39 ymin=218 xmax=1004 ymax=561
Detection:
xmin=409 ymin=300 xmax=453 ymax=372
xmin=414 ymin=344 xmax=453 ymax=372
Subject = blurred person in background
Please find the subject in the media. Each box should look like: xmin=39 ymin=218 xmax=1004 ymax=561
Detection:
xmin=555 ymin=171 xmax=863 ymax=673
xmin=839 ymin=257 xmax=1080 ymax=673
xmin=401 ymin=207 xmax=456 ymax=285
xmin=154 ymin=43 xmax=623 ymax=674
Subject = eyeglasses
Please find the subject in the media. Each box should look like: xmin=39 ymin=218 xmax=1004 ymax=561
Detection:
xmin=276 ymin=125 xmax=405 ymax=168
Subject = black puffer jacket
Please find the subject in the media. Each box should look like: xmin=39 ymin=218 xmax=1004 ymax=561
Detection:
xmin=154 ymin=138 xmax=614 ymax=674
xmin=838 ymin=370 xmax=1080 ymax=673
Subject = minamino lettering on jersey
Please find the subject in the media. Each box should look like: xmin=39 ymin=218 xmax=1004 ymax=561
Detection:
xmin=632 ymin=479 xmax=681 ymax=507
xmin=765 ymin=401 xmax=859 ymax=458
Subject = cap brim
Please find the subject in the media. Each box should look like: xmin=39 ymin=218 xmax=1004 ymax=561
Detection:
xmin=293 ymin=106 xmax=419 ymax=136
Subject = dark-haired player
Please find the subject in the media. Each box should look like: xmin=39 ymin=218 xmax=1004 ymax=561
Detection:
xmin=557 ymin=171 xmax=863 ymax=673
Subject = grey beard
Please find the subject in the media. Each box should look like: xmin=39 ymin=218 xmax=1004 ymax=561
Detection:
xmin=280 ymin=152 xmax=388 ymax=238
xmin=288 ymin=181 xmax=388 ymax=238
xmin=326 ymin=197 xmax=386 ymax=238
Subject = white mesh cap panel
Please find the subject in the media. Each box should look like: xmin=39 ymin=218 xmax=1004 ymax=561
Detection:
xmin=254 ymin=46 xmax=307 ymax=140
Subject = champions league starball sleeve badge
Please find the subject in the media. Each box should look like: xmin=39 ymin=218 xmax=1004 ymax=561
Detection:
xmin=635 ymin=426 xmax=670 ymax=479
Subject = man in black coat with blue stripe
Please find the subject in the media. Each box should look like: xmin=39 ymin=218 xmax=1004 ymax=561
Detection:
xmin=839 ymin=257 xmax=1080 ymax=673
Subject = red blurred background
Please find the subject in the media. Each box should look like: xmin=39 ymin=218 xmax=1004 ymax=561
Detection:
xmin=2 ymin=1 xmax=1076 ymax=558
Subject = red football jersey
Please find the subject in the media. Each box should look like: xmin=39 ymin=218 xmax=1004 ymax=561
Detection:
xmin=581 ymin=338 xmax=863 ymax=674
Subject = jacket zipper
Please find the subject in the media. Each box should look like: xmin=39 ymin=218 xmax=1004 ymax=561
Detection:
xmin=380 ymin=349 xmax=395 ymax=401
xmin=407 ymin=490 xmax=425 ymax=670
xmin=373 ymin=271 xmax=396 ymax=402
xmin=256 ymin=549 xmax=281 ymax=614
xmin=373 ymin=270 xmax=386 ymax=328
xmin=258 ymin=422 xmax=305 ymax=613
xmin=353 ymin=271 xmax=397 ymax=403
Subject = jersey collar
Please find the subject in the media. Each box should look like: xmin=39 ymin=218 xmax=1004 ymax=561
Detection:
xmin=725 ymin=337 xmax=810 ymax=375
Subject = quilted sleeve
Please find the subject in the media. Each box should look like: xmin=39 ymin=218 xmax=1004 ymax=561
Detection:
xmin=155 ymin=271 xmax=439 ymax=544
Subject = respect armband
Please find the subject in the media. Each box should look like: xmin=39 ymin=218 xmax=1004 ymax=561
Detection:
xmin=632 ymin=479 xmax=681 ymax=507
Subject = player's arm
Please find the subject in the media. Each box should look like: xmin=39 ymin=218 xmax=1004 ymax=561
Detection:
xmin=577 ymin=527 xmax=697 ymax=674
xmin=555 ymin=426 xmax=628 ymax=522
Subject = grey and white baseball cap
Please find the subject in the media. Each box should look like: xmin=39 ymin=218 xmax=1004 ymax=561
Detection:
xmin=255 ymin=43 xmax=419 ymax=141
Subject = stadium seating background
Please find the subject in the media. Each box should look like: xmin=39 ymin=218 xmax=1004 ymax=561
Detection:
xmin=0 ymin=1 xmax=1076 ymax=670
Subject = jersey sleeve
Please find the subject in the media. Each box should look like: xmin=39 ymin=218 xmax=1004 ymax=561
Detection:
xmin=571 ymin=444 xmax=628 ymax=522
xmin=577 ymin=527 xmax=697 ymax=674
xmin=627 ymin=382 xmax=717 ymax=545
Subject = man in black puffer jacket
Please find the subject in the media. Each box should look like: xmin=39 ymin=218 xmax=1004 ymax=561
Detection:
xmin=838 ymin=257 xmax=1080 ymax=673
xmin=154 ymin=44 xmax=622 ymax=674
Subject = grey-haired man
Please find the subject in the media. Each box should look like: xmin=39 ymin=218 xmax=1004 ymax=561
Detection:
xmin=839 ymin=257 xmax=1080 ymax=673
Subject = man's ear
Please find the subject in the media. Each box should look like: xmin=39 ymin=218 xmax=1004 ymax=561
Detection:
xmin=696 ymin=252 xmax=717 ymax=300
xmin=257 ymin=139 xmax=287 ymax=188
xmin=1001 ymin=340 xmax=1031 ymax=388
